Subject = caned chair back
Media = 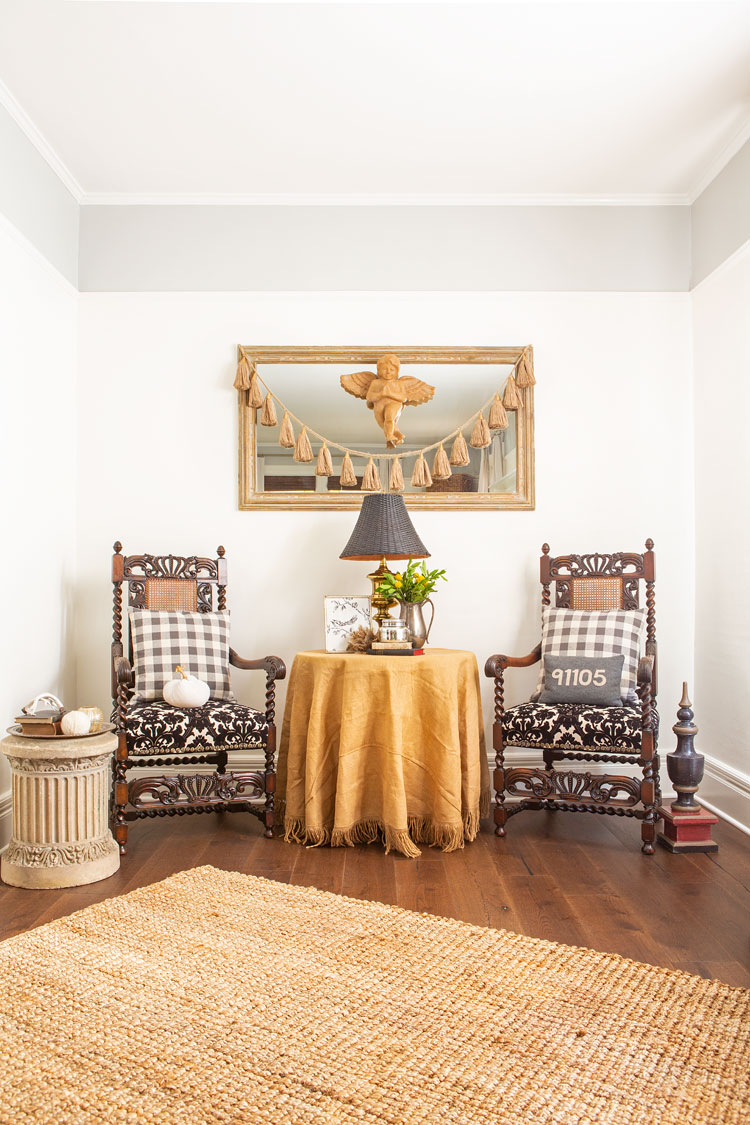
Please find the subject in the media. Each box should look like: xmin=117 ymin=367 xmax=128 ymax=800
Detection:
xmin=539 ymin=540 xmax=657 ymax=675
xmin=110 ymin=542 xmax=228 ymax=699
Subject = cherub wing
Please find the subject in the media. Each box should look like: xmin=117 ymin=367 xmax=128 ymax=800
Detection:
xmin=398 ymin=376 xmax=435 ymax=406
xmin=340 ymin=370 xmax=377 ymax=400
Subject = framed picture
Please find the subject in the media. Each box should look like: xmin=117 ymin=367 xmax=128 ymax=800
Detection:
xmin=323 ymin=595 xmax=372 ymax=653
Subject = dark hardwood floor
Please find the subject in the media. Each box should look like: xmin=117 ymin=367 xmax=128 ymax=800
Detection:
xmin=2 ymin=812 xmax=748 ymax=988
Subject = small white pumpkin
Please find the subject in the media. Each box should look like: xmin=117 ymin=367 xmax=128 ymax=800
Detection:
xmin=163 ymin=665 xmax=210 ymax=708
xmin=61 ymin=709 xmax=92 ymax=736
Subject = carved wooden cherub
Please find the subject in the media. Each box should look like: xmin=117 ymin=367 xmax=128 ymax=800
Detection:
xmin=340 ymin=354 xmax=435 ymax=448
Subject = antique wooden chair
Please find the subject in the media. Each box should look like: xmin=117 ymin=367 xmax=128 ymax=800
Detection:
xmin=485 ymin=541 xmax=659 ymax=853
xmin=111 ymin=542 xmax=285 ymax=854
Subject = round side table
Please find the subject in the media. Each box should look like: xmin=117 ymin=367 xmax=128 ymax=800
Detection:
xmin=1 ymin=729 xmax=120 ymax=889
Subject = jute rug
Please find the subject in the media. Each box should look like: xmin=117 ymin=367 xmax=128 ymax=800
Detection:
xmin=0 ymin=867 xmax=748 ymax=1125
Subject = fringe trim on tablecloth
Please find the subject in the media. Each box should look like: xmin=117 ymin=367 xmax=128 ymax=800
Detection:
xmin=280 ymin=790 xmax=491 ymax=859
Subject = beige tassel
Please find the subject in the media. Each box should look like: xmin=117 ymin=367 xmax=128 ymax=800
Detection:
xmin=260 ymin=393 xmax=277 ymax=427
xmin=450 ymin=430 xmax=470 ymax=467
xmin=432 ymin=444 xmax=452 ymax=480
xmin=503 ymin=373 xmax=523 ymax=410
xmin=279 ymin=411 xmax=295 ymax=448
xmin=488 ymin=392 xmax=508 ymax=431
xmin=315 ymin=442 xmax=333 ymax=477
xmin=340 ymin=452 xmax=357 ymax=487
xmin=362 ymin=458 xmax=381 ymax=491
xmin=247 ymin=367 xmax=264 ymax=410
xmin=516 ymin=351 xmax=536 ymax=388
xmin=389 ymin=457 xmax=404 ymax=492
xmin=233 ymin=352 xmax=252 ymax=390
xmin=293 ymin=426 xmax=313 ymax=463
xmin=470 ymin=412 xmax=492 ymax=448
xmin=411 ymin=453 xmax=432 ymax=489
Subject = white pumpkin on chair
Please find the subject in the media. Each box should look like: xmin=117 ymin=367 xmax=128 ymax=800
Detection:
xmin=163 ymin=666 xmax=210 ymax=708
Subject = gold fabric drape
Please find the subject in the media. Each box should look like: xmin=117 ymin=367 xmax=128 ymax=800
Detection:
xmin=277 ymin=649 xmax=490 ymax=858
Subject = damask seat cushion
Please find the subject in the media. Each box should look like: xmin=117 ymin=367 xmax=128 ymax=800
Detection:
xmin=125 ymin=699 xmax=268 ymax=756
xmin=503 ymin=701 xmax=655 ymax=752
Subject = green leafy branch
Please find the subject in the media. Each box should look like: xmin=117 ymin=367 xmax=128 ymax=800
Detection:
xmin=376 ymin=559 xmax=447 ymax=604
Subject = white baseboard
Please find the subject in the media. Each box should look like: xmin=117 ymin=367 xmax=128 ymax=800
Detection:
xmin=0 ymin=789 xmax=11 ymax=853
xmin=699 ymin=755 xmax=750 ymax=835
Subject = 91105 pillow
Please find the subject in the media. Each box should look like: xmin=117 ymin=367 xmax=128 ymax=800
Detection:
xmin=533 ymin=607 xmax=645 ymax=705
xmin=539 ymin=654 xmax=624 ymax=706
xmin=129 ymin=609 xmax=233 ymax=702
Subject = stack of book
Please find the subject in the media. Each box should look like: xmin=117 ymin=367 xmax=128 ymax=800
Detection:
xmin=14 ymin=708 xmax=64 ymax=736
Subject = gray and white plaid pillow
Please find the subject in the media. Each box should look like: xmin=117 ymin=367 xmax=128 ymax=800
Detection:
xmin=129 ymin=610 xmax=233 ymax=702
xmin=533 ymin=607 xmax=646 ymax=706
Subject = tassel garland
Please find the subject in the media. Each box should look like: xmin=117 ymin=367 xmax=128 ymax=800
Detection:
xmin=293 ymin=426 xmax=313 ymax=463
xmin=432 ymin=444 xmax=452 ymax=480
xmin=315 ymin=442 xmax=333 ymax=477
xmin=450 ymin=430 xmax=470 ymax=467
xmin=411 ymin=453 xmax=432 ymax=489
xmin=389 ymin=457 xmax=404 ymax=492
xmin=362 ymin=458 xmax=382 ymax=491
xmin=502 ymin=373 xmax=523 ymax=410
xmin=470 ymin=412 xmax=492 ymax=448
xmin=233 ymin=352 xmax=253 ymax=391
xmin=260 ymin=393 xmax=278 ymax=427
xmin=488 ymin=393 xmax=508 ymax=431
xmin=247 ymin=366 xmax=264 ymax=410
xmin=340 ymin=452 xmax=358 ymax=488
xmin=279 ymin=411 xmax=296 ymax=448
xmin=516 ymin=351 xmax=536 ymax=388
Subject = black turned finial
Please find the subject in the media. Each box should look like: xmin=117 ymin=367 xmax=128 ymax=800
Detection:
xmin=666 ymin=682 xmax=703 ymax=812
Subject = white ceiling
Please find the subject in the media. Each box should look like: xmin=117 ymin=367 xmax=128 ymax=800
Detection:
xmin=0 ymin=1 xmax=748 ymax=203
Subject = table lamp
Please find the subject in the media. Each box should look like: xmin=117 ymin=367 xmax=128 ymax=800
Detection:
xmin=340 ymin=493 xmax=430 ymax=628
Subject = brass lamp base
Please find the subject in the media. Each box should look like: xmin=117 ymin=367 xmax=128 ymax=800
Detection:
xmin=368 ymin=557 xmax=397 ymax=628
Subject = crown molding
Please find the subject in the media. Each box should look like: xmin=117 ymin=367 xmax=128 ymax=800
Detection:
xmin=79 ymin=190 xmax=690 ymax=206
xmin=0 ymin=78 xmax=84 ymax=203
xmin=687 ymin=117 xmax=750 ymax=205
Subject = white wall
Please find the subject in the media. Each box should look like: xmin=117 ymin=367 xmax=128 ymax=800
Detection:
xmin=0 ymin=218 xmax=78 ymax=846
xmin=74 ymin=290 xmax=694 ymax=750
xmin=692 ymin=243 xmax=750 ymax=830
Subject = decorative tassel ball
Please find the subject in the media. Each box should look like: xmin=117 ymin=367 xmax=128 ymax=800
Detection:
xmin=247 ymin=366 xmax=264 ymax=410
xmin=233 ymin=352 xmax=253 ymax=390
xmin=260 ymin=393 xmax=278 ymax=427
xmin=503 ymin=373 xmax=524 ymax=410
xmin=316 ymin=442 xmax=334 ymax=477
xmin=340 ymin=452 xmax=357 ymax=487
xmin=279 ymin=411 xmax=295 ymax=448
xmin=489 ymin=392 xmax=508 ymax=431
xmin=362 ymin=458 xmax=382 ymax=492
xmin=293 ymin=426 xmax=313 ymax=463
xmin=389 ymin=457 xmax=404 ymax=492
xmin=470 ymin=412 xmax=492 ymax=448
xmin=516 ymin=351 xmax=536 ymax=388
xmin=450 ymin=430 xmax=470 ymax=467
xmin=411 ymin=453 xmax=432 ymax=489
xmin=432 ymin=444 xmax=452 ymax=480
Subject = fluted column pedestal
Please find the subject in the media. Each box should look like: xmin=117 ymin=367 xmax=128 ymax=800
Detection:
xmin=1 ymin=730 xmax=119 ymax=889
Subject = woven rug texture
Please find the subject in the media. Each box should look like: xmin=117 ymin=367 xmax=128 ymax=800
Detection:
xmin=0 ymin=865 xmax=748 ymax=1125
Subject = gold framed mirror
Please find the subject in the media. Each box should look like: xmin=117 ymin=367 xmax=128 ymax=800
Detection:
xmin=237 ymin=346 xmax=535 ymax=510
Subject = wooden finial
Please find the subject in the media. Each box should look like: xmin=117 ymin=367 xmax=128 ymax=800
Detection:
xmin=542 ymin=543 xmax=550 ymax=555
xmin=217 ymin=546 xmax=226 ymax=558
xmin=679 ymin=681 xmax=691 ymax=710
xmin=113 ymin=541 xmax=123 ymax=553
xmin=645 ymin=538 xmax=654 ymax=551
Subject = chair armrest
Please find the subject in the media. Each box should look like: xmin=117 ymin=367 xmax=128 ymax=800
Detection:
xmin=229 ymin=650 xmax=286 ymax=681
xmin=485 ymin=644 xmax=542 ymax=678
xmin=113 ymin=655 xmax=134 ymax=688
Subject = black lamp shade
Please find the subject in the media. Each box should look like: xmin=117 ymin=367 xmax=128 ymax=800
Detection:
xmin=340 ymin=494 xmax=430 ymax=561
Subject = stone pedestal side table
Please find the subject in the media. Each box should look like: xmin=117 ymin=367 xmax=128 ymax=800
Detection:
xmin=1 ymin=730 xmax=120 ymax=889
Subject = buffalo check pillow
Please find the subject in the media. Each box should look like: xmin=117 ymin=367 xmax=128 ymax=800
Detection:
xmin=129 ymin=609 xmax=233 ymax=702
xmin=533 ymin=607 xmax=646 ymax=706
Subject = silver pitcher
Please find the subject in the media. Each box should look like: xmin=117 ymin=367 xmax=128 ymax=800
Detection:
xmin=398 ymin=599 xmax=435 ymax=647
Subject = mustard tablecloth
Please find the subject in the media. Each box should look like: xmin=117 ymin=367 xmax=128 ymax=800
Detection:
xmin=277 ymin=649 xmax=490 ymax=858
